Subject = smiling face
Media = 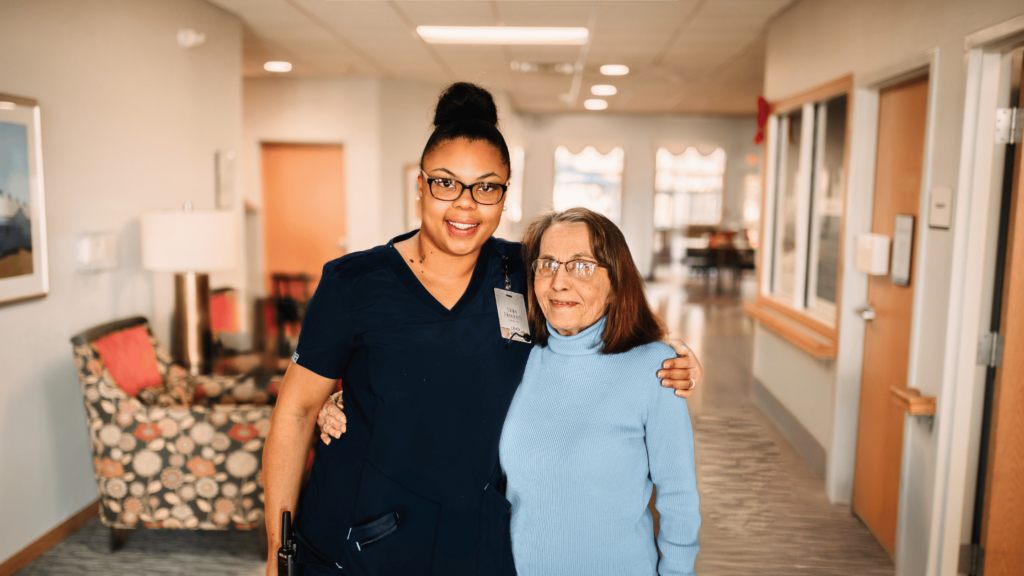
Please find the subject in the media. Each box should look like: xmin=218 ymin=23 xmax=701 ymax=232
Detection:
xmin=418 ymin=138 xmax=508 ymax=257
xmin=534 ymin=222 xmax=613 ymax=336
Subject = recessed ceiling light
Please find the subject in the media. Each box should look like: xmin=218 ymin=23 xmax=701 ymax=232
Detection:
xmin=591 ymin=85 xmax=617 ymax=96
xmin=584 ymin=99 xmax=608 ymax=110
xmin=417 ymin=26 xmax=588 ymax=45
xmin=600 ymin=64 xmax=629 ymax=76
xmin=511 ymin=61 xmax=575 ymax=75
xmin=264 ymin=61 xmax=292 ymax=73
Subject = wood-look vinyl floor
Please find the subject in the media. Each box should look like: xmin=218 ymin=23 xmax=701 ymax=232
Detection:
xmin=17 ymin=270 xmax=894 ymax=575
xmin=650 ymin=269 xmax=894 ymax=575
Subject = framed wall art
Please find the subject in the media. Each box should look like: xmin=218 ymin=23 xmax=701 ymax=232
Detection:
xmin=0 ymin=92 xmax=49 ymax=305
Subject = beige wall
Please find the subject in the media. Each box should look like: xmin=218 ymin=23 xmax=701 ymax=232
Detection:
xmin=760 ymin=1 xmax=1024 ymax=573
xmin=0 ymin=0 xmax=242 ymax=564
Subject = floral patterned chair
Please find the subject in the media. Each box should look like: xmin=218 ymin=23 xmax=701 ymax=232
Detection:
xmin=71 ymin=316 xmax=273 ymax=552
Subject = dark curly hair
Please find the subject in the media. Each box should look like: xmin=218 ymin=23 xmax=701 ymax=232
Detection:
xmin=420 ymin=82 xmax=511 ymax=173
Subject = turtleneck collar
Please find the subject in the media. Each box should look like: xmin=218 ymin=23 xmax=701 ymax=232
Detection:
xmin=545 ymin=316 xmax=606 ymax=356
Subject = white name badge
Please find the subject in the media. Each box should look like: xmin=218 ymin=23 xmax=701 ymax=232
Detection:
xmin=494 ymin=288 xmax=531 ymax=343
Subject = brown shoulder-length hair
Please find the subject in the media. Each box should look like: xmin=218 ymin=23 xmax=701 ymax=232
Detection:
xmin=521 ymin=207 xmax=665 ymax=354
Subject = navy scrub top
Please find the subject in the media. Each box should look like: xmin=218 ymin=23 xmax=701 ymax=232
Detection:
xmin=292 ymin=231 xmax=531 ymax=575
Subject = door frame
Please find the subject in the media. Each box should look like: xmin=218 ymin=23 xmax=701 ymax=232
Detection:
xmin=826 ymin=50 xmax=940 ymax=514
xmin=927 ymin=15 xmax=1024 ymax=576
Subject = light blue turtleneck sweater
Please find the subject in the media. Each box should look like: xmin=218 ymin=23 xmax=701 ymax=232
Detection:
xmin=499 ymin=318 xmax=700 ymax=576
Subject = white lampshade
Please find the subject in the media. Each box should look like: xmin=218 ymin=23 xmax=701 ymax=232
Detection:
xmin=141 ymin=209 xmax=237 ymax=272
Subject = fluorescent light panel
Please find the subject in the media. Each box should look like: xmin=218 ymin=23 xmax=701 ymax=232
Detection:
xmin=417 ymin=26 xmax=588 ymax=45
xmin=591 ymin=85 xmax=617 ymax=96
xmin=600 ymin=64 xmax=629 ymax=76
xmin=584 ymin=99 xmax=608 ymax=110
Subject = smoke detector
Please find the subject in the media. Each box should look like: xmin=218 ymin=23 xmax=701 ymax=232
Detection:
xmin=177 ymin=28 xmax=206 ymax=50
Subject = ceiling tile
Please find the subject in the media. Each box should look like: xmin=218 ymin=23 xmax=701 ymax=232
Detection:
xmin=493 ymin=1 xmax=594 ymax=27
xmin=210 ymin=0 xmax=796 ymax=114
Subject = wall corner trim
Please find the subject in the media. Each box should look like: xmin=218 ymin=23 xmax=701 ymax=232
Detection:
xmin=752 ymin=379 xmax=828 ymax=479
xmin=0 ymin=499 xmax=99 ymax=576
xmin=964 ymin=13 xmax=1024 ymax=51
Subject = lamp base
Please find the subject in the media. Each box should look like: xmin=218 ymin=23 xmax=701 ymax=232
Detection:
xmin=173 ymin=271 xmax=212 ymax=375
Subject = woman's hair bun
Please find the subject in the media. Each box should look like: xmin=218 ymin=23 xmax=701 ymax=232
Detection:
xmin=433 ymin=82 xmax=499 ymax=128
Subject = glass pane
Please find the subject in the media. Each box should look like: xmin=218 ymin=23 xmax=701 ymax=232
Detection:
xmin=772 ymin=110 xmax=802 ymax=301
xmin=653 ymin=147 xmax=725 ymax=227
xmin=810 ymin=95 xmax=847 ymax=307
xmin=553 ymin=146 xmax=623 ymax=223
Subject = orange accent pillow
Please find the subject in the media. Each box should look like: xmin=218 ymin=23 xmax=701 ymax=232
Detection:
xmin=93 ymin=326 xmax=164 ymax=396
xmin=210 ymin=292 xmax=238 ymax=333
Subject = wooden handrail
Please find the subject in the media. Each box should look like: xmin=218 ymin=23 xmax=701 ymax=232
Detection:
xmin=743 ymin=302 xmax=837 ymax=359
xmin=889 ymin=386 xmax=936 ymax=416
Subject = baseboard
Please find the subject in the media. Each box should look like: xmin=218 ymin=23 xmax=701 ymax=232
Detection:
xmin=0 ymin=499 xmax=99 ymax=576
xmin=752 ymin=379 xmax=828 ymax=479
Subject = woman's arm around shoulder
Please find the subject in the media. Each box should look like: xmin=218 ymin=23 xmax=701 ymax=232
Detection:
xmin=643 ymin=342 xmax=700 ymax=576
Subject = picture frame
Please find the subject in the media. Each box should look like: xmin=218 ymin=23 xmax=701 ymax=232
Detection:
xmin=405 ymin=163 xmax=421 ymax=232
xmin=0 ymin=92 xmax=48 ymax=305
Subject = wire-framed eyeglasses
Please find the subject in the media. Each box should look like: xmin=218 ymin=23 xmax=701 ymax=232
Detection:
xmin=420 ymin=170 xmax=508 ymax=205
xmin=532 ymin=258 xmax=605 ymax=282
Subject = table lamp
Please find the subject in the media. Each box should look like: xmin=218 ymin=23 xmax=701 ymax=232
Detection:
xmin=141 ymin=203 xmax=237 ymax=375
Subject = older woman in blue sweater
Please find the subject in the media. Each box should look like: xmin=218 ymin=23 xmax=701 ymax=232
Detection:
xmin=499 ymin=207 xmax=700 ymax=575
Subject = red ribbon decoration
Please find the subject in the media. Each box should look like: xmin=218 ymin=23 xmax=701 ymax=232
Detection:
xmin=754 ymin=96 xmax=770 ymax=145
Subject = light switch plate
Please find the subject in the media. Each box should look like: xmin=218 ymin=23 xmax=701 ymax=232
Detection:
xmin=929 ymin=186 xmax=952 ymax=229
xmin=75 ymin=231 xmax=118 ymax=272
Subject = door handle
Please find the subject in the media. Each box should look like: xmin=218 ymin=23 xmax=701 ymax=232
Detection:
xmin=855 ymin=303 xmax=876 ymax=321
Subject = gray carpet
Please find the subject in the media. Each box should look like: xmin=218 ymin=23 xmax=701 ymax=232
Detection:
xmin=15 ymin=520 xmax=265 ymax=575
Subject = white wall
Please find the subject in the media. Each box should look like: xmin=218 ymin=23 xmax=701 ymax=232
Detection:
xmin=760 ymin=0 xmax=1024 ymax=573
xmin=0 ymin=0 xmax=241 ymax=564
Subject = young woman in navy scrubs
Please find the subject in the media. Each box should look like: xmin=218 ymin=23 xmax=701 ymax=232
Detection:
xmin=263 ymin=83 xmax=702 ymax=576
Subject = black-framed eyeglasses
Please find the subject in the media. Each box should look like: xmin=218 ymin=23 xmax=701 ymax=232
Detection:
xmin=420 ymin=170 xmax=508 ymax=205
xmin=532 ymin=258 xmax=605 ymax=282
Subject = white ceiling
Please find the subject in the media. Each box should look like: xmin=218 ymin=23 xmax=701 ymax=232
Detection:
xmin=209 ymin=0 xmax=797 ymax=115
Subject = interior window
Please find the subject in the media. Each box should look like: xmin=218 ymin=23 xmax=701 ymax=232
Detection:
xmin=653 ymin=147 xmax=726 ymax=227
xmin=552 ymin=146 xmax=624 ymax=224
xmin=771 ymin=108 xmax=804 ymax=303
xmin=806 ymin=95 xmax=847 ymax=319
xmin=762 ymin=88 xmax=848 ymax=328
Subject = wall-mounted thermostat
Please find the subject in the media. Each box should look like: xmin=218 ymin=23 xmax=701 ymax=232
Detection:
xmin=856 ymin=233 xmax=890 ymax=276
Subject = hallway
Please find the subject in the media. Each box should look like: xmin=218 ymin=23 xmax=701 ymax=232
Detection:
xmin=649 ymin=270 xmax=894 ymax=575
xmin=18 ymin=272 xmax=898 ymax=575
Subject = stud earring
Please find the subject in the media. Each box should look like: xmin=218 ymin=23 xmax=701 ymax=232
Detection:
xmin=502 ymin=206 xmax=507 ymax=212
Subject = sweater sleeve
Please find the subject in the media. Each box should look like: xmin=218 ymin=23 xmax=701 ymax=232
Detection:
xmin=644 ymin=354 xmax=701 ymax=576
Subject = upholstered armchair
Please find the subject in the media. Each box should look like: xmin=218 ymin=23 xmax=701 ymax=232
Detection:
xmin=70 ymin=317 xmax=273 ymax=551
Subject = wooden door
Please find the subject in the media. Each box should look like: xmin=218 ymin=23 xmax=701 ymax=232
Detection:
xmin=851 ymin=75 xmax=929 ymax=557
xmin=261 ymin=143 xmax=346 ymax=290
xmin=978 ymin=60 xmax=1024 ymax=574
